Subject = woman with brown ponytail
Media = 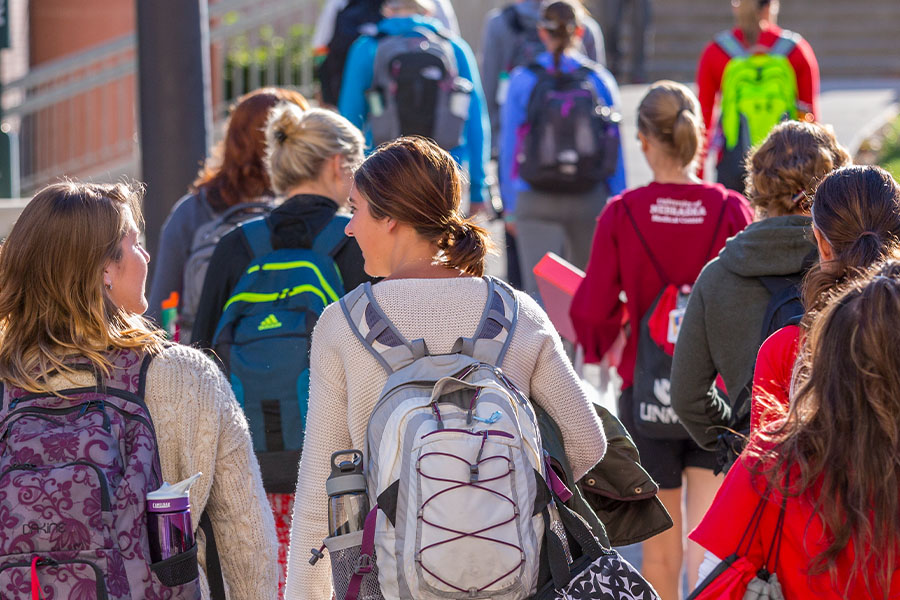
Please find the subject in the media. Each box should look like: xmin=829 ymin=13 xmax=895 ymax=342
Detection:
xmin=285 ymin=136 xmax=608 ymax=599
xmin=696 ymin=0 xmax=820 ymax=189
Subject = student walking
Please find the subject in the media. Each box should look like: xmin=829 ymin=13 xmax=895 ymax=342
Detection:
xmin=669 ymin=121 xmax=850 ymax=466
xmin=696 ymin=0 xmax=819 ymax=192
xmin=284 ymin=137 xmax=608 ymax=599
xmin=147 ymin=88 xmax=308 ymax=341
xmin=338 ymin=0 xmax=490 ymax=212
xmin=0 ymin=182 xmax=277 ymax=599
xmin=570 ymin=81 xmax=752 ymax=599
xmin=499 ymin=0 xmax=626 ymax=300
xmin=692 ymin=260 xmax=900 ymax=598
xmin=751 ymin=166 xmax=900 ymax=433
xmin=603 ymin=0 xmax=653 ymax=83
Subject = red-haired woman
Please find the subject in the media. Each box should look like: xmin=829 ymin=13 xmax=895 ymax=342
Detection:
xmin=147 ymin=87 xmax=309 ymax=339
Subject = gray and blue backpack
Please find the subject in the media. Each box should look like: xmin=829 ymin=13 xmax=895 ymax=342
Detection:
xmin=212 ymin=214 xmax=348 ymax=492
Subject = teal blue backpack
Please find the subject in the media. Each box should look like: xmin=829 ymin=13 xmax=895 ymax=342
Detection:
xmin=212 ymin=214 xmax=348 ymax=492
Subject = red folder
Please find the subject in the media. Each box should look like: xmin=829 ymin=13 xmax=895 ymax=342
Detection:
xmin=533 ymin=252 xmax=584 ymax=343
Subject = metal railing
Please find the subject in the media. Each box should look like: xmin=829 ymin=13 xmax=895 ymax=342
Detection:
xmin=0 ymin=0 xmax=323 ymax=196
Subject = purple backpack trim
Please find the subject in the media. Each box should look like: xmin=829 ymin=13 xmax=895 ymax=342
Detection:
xmin=0 ymin=348 xmax=201 ymax=599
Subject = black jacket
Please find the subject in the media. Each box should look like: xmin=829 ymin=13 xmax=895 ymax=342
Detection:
xmin=191 ymin=194 xmax=376 ymax=349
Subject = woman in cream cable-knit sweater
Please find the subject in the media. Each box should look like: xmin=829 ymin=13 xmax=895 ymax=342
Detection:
xmin=0 ymin=182 xmax=277 ymax=599
xmin=285 ymin=137 xmax=608 ymax=599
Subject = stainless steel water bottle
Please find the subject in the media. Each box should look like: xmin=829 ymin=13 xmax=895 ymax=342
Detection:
xmin=147 ymin=473 xmax=201 ymax=562
xmin=327 ymin=450 xmax=369 ymax=537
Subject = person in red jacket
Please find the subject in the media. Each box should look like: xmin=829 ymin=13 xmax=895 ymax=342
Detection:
xmin=571 ymin=81 xmax=752 ymax=599
xmin=693 ymin=260 xmax=900 ymax=598
xmin=696 ymin=0 xmax=819 ymax=185
xmin=750 ymin=166 xmax=900 ymax=433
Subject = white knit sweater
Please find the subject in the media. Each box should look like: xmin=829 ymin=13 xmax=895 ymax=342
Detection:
xmin=45 ymin=344 xmax=278 ymax=600
xmin=284 ymin=277 xmax=607 ymax=599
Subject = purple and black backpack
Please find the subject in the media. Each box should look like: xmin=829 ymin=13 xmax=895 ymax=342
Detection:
xmin=0 ymin=349 xmax=201 ymax=599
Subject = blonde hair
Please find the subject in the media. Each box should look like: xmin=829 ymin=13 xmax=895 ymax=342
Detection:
xmin=745 ymin=121 xmax=851 ymax=217
xmin=265 ymin=105 xmax=365 ymax=194
xmin=0 ymin=181 xmax=164 ymax=393
xmin=637 ymin=80 xmax=704 ymax=167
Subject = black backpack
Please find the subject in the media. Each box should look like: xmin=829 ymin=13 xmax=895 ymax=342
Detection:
xmin=517 ymin=64 xmax=620 ymax=194
xmin=714 ymin=262 xmax=812 ymax=474
xmin=319 ymin=0 xmax=384 ymax=107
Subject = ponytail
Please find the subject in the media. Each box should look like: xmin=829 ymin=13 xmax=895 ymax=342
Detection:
xmin=540 ymin=1 xmax=581 ymax=72
xmin=735 ymin=0 xmax=767 ymax=47
xmin=637 ymin=80 xmax=704 ymax=168
xmin=438 ymin=218 xmax=491 ymax=277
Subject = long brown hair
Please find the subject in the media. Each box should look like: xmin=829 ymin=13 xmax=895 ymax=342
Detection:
xmin=0 ymin=182 xmax=164 ymax=393
xmin=802 ymin=166 xmax=900 ymax=320
xmin=752 ymin=260 xmax=900 ymax=598
xmin=194 ymin=87 xmax=309 ymax=211
xmin=539 ymin=1 xmax=582 ymax=72
xmin=353 ymin=136 xmax=492 ymax=276
xmin=745 ymin=121 xmax=851 ymax=218
xmin=735 ymin=0 xmax=771 ymax=46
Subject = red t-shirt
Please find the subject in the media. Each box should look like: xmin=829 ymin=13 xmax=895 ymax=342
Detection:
xmin=750 ymin=324 xmax=801 ymax=433
xmin=570 ymin=181 xmax=753 ymax=389
xmin=691 ymin=450 xmax=900 ymax=598
xmin=696 ymin=25 xmax=821 ymax=177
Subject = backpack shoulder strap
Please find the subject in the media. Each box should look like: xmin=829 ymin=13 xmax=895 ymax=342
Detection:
xmin=621 ymin=200 xmax=672 ymax=285
xmin=714 ymin=30 xmax=748 ymax=59
xmin=340 ymin=283 xmax=428 ymax=375
xmin=769 ymin=29 xmax=799 ymax=57
xmin=240 ymin=216 xmax=274 ymax=260
xmin=450 ymin=276 xmax=518 ymax=368
xmin=313 ymin=214 xmax=351 ymax=258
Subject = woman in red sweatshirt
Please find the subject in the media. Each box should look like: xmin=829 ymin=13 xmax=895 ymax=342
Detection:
xmin=571 ymin=81 xmax=752 ymax=599
xmin=696 ymin=0 xmax=819 ymax=189
xmin=751 ymin=166 xmax=900 ymax=433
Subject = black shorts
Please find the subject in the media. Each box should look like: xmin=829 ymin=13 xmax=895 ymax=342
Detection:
xmin=618 ymin=387 xmax=718 ymax=489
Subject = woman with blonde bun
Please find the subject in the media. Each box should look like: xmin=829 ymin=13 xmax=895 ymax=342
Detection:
xmin=191 ymin=105 xmax=375 ymax=597
xmin=286 ymin=136 xmax=608 ymax=599
xmin=571 ymin=80 xmax=752 ymax=599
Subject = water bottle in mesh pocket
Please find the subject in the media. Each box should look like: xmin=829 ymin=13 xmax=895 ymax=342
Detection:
xmin=325 ymin=531 xmax=384 ymax=600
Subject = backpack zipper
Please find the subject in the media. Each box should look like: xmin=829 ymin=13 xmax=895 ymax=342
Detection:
xmin=0 ymin=401 xmax=113 ymax=442
xmin=0 ymin=460 xmax=112 ymax=511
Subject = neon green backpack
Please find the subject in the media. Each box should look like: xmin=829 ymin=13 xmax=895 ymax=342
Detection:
xmin=716 ymin=30 xmax=799 ymax=150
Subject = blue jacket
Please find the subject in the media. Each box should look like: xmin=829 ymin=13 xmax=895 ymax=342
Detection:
xmin=339 ymin=16 xmax=490 ymax=207
xmin=499 ymin=52 xmax=626 ymax=212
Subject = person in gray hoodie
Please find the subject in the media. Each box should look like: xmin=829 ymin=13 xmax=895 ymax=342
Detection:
xmin=479 ymin=0 xmax=605 ymax=157
xmin=670 ymin=121 xmax=851 ymax=455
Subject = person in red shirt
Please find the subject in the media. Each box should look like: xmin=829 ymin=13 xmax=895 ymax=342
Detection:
xmin=692 ymin=260 xmax=900 ymax=598
xmin=696 ymin=0 xmax=820 ymax=185
xmin=751 ymin=166 xmax=900 ymax=433
xmin=571 ymin=81 xmax=752 ymax=599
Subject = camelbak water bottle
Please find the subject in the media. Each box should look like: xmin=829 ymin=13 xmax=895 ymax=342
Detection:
xmin=327 ymin=450 xmax=369 ymax=537
xmin=147 ymin=473 xmax=202 ymax=562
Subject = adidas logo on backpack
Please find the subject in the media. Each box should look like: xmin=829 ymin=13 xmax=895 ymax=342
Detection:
xmin=339 ymin=277 xmax=546 ymax=598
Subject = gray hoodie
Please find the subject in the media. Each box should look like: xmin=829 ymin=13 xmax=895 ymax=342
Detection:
xmin=479 ymin=0 xmax=605 ymax=154
xmin=670 ymin=215 xmax=816 ymax=449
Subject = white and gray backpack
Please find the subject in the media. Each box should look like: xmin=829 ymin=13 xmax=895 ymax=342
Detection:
xmin=366 ymin=26 xmax=473 ymax=150
xmin=340 ymin=277 xmax=545 ymax=599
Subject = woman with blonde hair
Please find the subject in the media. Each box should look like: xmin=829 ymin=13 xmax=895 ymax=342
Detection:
xmin=0 ymin=181 xmax=277 ymax=599
xmin=148 ymin=87 xmax=309 ymax=339
xmin=285 ymin=136 xmax=608 ymax=599
xmin=571 ymin=80 xmax=752 ymax=598
xmin=191 ymin=105 xmax=374 ymax=597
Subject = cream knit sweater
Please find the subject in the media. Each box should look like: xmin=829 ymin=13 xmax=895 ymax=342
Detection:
xmin=285 ymin=277 xmax=608 ymax=599
xmin=46 ymin=344 xmax=278 ymax=600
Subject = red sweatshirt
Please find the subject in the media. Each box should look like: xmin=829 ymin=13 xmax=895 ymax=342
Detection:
xmin=751 ymin=324 xmax=801 ymax=433
xmin=696 ymin=25 xmax=820 ymax=177
xmin=571 ymin=181 xmax=753 ymax=389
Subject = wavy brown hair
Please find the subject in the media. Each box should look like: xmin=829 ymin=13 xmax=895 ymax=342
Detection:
xmin=751 ymin=260 xmax=900 ymax=598
xmin=0 ymin=182 xmax=164 ymax=393
xmin=353 ymin=136 xmax=493 ymax=276
xmin=801 ymin=166 xmax=900 ymax=320
xmin=745 ymin=121 xmax=851 ymax=218
xmin=194 ymin=87 xmax=309 ymax=211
